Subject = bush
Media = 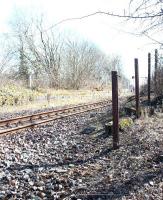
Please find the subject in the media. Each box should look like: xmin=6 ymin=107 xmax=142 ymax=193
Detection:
xmin=119 ymin=117 xmax=133 ymax=130
xmin=0 ymin=85 xmax=40 ymax=106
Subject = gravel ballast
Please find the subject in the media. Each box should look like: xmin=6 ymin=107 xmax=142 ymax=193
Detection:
xmin=0 ymin=109 xmax=162 ymax=199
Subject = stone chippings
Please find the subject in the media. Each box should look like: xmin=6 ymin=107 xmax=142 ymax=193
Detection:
xmin=0 ymin=109 xmax=162 ymax=200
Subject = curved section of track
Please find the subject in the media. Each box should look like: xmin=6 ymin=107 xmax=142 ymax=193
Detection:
xmin=0 ymin=99 xmax=111 ymax=135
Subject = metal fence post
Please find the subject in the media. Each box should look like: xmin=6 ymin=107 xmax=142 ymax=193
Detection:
xmin=135 ymin=58 xmax=140 ymax=118
xmin=112 ymin=71 xmax=119 ymax=149
xmin=155 ymin=49 xmax=158 ymax=95
xmin=148 ymin=53 xmax=151 ymax=106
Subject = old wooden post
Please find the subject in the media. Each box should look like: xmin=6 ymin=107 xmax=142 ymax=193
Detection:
xmin=135 ymin=58 xmax=140 ymax=118
xmin=148 ymin=53 xmax=151 ymax=106
xmin=112 ymin=71 xmax=119 ymax=149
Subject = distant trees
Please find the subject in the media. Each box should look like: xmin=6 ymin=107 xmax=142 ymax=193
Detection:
xmin=7 ymin=14 xmax=63 ymax=88
xmin=63 ymin=40 xmax=101 ymax=89
xmin=0 ymin=12 xmax=129 ymax=90
xmin=24 ymin=23 xmax=63 ymax=88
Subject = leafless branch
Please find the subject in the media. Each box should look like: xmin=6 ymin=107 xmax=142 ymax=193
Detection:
xmin=46 ymin=10 xmax=163 ymax=31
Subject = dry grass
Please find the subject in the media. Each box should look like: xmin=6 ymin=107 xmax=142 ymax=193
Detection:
xmin=0 ymin=89 xmax=111 ymax=114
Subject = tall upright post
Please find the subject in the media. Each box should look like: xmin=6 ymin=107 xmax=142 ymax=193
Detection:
xmin=148 ymin=53 xmax=151 ymax=106
xmin=135 ymin=58 xmax=140 ymax=118
xmin=112 ymin=71 xmax=119 ymax=149
xmin=155 ymin=49 xmax=158 ymax=95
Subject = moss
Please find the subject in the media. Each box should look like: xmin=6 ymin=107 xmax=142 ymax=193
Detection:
xmin=119 ymin=117 xmax=133 ymax=130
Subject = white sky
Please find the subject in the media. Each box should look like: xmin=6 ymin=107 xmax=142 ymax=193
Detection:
xmin=0 ymin=0 xmax=161 ymax=84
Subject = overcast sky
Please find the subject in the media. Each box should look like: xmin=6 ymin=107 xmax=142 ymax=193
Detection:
xmin=0 ymin=0 xmax=161 ymax=83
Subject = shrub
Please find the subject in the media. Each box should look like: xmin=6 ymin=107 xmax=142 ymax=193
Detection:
xmin=0 ymin=85 xmax=40 ymax=106
xmin=119 ymin=117 xmax=133 ymax=130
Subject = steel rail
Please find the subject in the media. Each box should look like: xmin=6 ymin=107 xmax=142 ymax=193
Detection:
xmin=0 ymin=100 xmax=111 ymax=135
xmin=0 ymin=100 xmax=109 ymax=126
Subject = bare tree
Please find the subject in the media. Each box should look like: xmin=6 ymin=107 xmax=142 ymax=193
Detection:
xmin=126 ymin=0 xmax=163 ymax=44
xmin=9 ymin=13 xmax=63 ymax=88
xmin=63 ymin=40 xmax=104 ymax=89
xmin=6 ymin=10 xmax=128 ymax=90
xmin=24 ymin=22 xmax=63 ymax=88
xmin=0 ymin=45 xmax=14 ymax=74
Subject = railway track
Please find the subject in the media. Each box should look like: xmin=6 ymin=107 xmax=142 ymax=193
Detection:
xmin=0 ymin=99 xmax=111 ymax=135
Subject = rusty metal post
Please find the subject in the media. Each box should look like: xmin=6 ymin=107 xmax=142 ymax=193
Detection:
xmin=148 ymin=53 xmax=151 ymax=106
xmin=155 ymin=49 xmax=158 ymax=95
xmin=112 ymin=71 xmax=119 ymax=149
xmin=135 ymin=58 xmax=140 ymax=118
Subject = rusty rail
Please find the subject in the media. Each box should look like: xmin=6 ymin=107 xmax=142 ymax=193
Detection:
xmin=0 ymin=100 xmax=111 ymax=135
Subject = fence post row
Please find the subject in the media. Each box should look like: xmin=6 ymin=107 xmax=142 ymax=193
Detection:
xmin=134 ymin=58 xmax=140 ymax=118
xmin=112 ymin=71 xmax=119 ymax=149
xmin=148 ymin=53 xmax=151 ymax=106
